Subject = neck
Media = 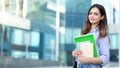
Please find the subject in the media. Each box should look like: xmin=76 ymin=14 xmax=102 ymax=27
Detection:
xmin=91 ymin=24 xmax=98 ymax=31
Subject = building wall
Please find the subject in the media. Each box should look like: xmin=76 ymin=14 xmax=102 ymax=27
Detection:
xmin=109 ymin=24 xmax=120 ymax=65
xmin=0 ymin=56 xmax=59 ymax=68
xmin=0 ymin=0 xmax=120 ymax=67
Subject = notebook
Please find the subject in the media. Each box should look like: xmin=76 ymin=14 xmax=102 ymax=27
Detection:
xmin=74 ymin=34 xmax=98 ymax=57
xmin=77 ymin=42 xmax=93 ymax=57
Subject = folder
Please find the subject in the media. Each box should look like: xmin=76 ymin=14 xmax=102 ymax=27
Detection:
xmin=74 ymin=34 xmax=98 ymax=57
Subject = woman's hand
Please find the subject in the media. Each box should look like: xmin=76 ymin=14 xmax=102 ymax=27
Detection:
xmin=72 ymin=50 xmax=83 ymax=57
xmin=72 ymin=50 xmax=87 ymax=63
xmin=78 ymin=54 xmax=87 ymax=63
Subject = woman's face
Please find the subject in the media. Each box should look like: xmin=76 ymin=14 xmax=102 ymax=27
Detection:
xmin=88 ymin=7 xmax=103 ymax=25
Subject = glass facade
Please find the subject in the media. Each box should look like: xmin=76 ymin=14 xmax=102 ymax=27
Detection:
xmin=110 ymin=34 xmax=118 ymax=50
xmin=109 ymin=33 xmax=119 ymax=62
xmin=0 ymin=0 xmax=120 ymax=67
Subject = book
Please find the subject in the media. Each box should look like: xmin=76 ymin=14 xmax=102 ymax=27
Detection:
xmin=77 ymin=42 xmax=94 ymax=57
xmin=74 ymin=34 xmax=98 ymax=57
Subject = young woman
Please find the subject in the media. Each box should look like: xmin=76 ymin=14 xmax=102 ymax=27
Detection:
xmin=72 ymin=4 xmax=110 ymax=68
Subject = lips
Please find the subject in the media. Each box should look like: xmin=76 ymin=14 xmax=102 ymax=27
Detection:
xmin=91 ymin=18 xmax=95 ymax=20
xmin=90 ymin=19 xmax=95 ymax=21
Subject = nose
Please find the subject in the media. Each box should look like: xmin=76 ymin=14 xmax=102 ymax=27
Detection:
xmin=90 ymin=14 xmax=94 ymax=18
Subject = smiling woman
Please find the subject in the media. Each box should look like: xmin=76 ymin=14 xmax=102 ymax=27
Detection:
xmin=72 ymin=4 xmax=110 ymax=68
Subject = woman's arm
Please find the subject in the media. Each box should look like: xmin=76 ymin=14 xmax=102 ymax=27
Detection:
xmin=78 ymin=55 xmax=103 ymax=64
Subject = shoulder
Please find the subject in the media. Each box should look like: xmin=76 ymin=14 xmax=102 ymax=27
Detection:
xmin=99 ymin=35 xmax=109 ymax=41
xmin=98 ymin=35 xmax=110 ymax=45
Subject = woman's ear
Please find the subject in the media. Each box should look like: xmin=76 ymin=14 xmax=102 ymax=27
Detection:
xmin=101 ymin=16 xmax=104 ymax=20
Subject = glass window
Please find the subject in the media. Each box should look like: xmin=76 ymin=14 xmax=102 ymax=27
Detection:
xmin=10 ymin=5 xmax=16 ymax=10
xmin=43 ymin=49 xmax=56 ymax=61
xmin=109 ymin=33 xmax=118 ymax=50
xmin=65 ymin=28 xmax=72 ymax=44
xmin=12 ymin=29 xmax=24 ymax=45
xmin=26 ymin=52 xmax=39 ymax=59
xmin=44 ymin=34 xmax=56 ymax=49
xmin=43 ymin=53 xmax=51 ymax=60
xmin=11 ymin=50 xmax=39 ymax=59
xmin=43 ymin=33 xmax=56 ymax=61
xmin=10 ymin=0 xmax=16 ymax=4
xmin=73 ymin=28 xmax=81 ymax=37
xmin=9 ymin=0 xmax=16 ymax=13
xmin=60 ymin=33 xmax=65 ymax=44
xmin=30 ymin=31 xmax=40 ymax=47
xmin=11 ymin=50 xmax=25 ymax=58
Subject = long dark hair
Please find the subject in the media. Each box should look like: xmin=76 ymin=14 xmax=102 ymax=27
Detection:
xmin=81 ymin=4 xmax=108 ymax=38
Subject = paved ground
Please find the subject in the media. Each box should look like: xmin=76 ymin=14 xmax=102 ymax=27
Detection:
xmin=33 ymin=62 xmax=120 ymax=68
xmin=33 ymin=66 xmax=120 ymax=68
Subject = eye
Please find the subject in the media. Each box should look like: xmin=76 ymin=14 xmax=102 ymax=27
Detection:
xmin=89 ymin=12 xmax=92 ymax=15
xmin=94 ymin=12 xmax=100 ymax=16
xmin=94 ymin=13 xmax=98 ymax=15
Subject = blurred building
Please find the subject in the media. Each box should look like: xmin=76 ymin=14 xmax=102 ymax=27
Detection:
xmin=0 ymin=0 xmax=120 ymax=68
xmin=0 ymin=0 xmax=65 ymax=67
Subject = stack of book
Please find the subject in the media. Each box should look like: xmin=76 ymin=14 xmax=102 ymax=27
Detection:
xmin=74 ymin=34 xmax=98 ymax=57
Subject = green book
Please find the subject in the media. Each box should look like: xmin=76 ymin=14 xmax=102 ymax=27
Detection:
xmin=74 ymin=34 xmax=98 ymax=57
